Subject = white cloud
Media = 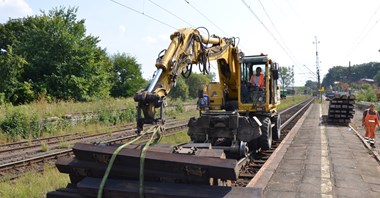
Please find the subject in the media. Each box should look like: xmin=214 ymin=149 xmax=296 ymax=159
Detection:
xmin=0 ymin=0 xmax=33 ymax=22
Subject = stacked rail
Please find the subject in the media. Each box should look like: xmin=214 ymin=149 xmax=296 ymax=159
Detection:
xmin=325 ymin=94 xmax=355 ymax=125
xmin=47 ymin=143 xmax=259 ymax=197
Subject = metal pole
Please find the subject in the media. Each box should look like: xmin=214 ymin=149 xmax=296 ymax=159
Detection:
xmin=292 ymin=65 xmax=294 ymax=95
xmin=147 ymin=68 xmax=163 ymax=92
xmin=348 ymin=61 xmax=352 ymax=95
xmin=313 ymin=36 xmax=321 ymax=102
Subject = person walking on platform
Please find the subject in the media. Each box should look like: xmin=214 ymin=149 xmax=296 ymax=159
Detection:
xmin=362 ymin=104 xmax=380 ymax=146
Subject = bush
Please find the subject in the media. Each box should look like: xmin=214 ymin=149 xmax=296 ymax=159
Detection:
xmin=118 ymin=107 xmax=136 ymax=123
xmin=0 ymin=93 xmax=5 ymax=105
xmin=0 ymin=109 xmax=41 ymax=140
xmin=356 ymin=86 xmax=378 ymax=102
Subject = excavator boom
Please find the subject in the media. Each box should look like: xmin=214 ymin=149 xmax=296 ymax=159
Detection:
xmin=134 ymin=28 xmax=240 ymax=133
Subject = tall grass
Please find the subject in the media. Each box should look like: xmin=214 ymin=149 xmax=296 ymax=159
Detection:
xmin=0 ymin=165 xmax=69 ymax=198
xmin=277 ymin=95 xmax=311 ymax=111
xmin=0 ymin=98 xmax=138 ymax=142
xmin=160 ymin=130 xmax=191 ymax=145
xmin=0 ymin=97 xmax=198 ymax=143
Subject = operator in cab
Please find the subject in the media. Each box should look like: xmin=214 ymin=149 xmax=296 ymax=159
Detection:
xmin=250 ymin=67 xmax=265 ymax=88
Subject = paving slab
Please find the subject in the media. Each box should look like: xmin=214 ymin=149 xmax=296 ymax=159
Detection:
xmin=249 ymin=102 xmax=380 ymax=197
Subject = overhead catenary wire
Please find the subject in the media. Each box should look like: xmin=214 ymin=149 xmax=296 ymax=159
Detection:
xmin=148 ymin=0 xmax=195 ymax=27
xmin=183 ymin=0 xmax=230 ymax=37
xmin=269 ymin=0 xmax=318 ymax=80
xmin=346 ymin=3 xmax=380 ymax=58
xmin=347 ymin=17 xmax=380 ymax=59
xmin=109 ymin=0 xmax=177 ymax=30
xmin=241 ymin=0 xmax=317 ymax=78
xmin=147 ymin=0 xmax=213 ymax=37
xmin=257 ymin=0 xmax=307 ymax=75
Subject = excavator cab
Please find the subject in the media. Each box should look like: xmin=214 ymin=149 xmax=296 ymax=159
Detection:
xmin=189 ymin=54 xmax=281 ymax=158
xmin=239 ymin=55 xmax=280 ymax=113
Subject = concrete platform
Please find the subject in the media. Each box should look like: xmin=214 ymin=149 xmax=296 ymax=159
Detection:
xmin=249 ymin=103 xmax=380 ymax=198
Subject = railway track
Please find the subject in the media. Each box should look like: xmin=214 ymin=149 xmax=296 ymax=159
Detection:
xmin=0 ymin=98 xmax=313 ymax=182
xmin=0 ymin=118 xmax=185 ymax=180
xmin=0 ymin=117 xmax=180 ymax=159
xmin=233 ymin=97 xmax=314 ymax=187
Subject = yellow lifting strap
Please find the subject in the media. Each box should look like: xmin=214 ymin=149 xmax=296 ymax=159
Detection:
xmin=97 ymin=125 xmax=164 ymax=198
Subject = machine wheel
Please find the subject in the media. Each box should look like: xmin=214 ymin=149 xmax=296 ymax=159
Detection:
xmin=239 ymin=141 xmax=249 ymax=158
xmin=272 ymin=115 xmax=281 ymax=140
xmin=259 ymin=117 xmax=272 ymax=150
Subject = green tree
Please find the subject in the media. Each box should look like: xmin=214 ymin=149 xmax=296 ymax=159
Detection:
xmin=305 ymin=80 xmax=318 ymax=90
xmin=110 ymin=53 xmax=146 ymax=97
xmin=0 ymin=7 xmax=112 ymax=103
xmin=279 ymin=66 xmax=293 ymax=90
xmin=0 ymin=46 xmax=33 ymax=104
xmin=168 ymin=77 xmax=189 ymax=100
xmin=322 ymin=66 xmax=347 ymax=87
xmin=185 ymin=73 xmax=211 ymax=98
xmin=374 ymin=70 xmax=380 ymax=86
xmin=322 ymin=62 xmax=380 ymax=87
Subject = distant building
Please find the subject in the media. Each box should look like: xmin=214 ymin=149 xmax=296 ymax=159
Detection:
xmin=358 ymin=78 xmax=375 ymax=85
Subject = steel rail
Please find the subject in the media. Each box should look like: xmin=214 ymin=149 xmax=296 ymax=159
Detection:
xmin=236 ymin=98 xmax=314 ymax=168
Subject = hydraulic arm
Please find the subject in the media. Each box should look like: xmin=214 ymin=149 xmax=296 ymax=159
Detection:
xmin=134 ymin=28 xmax=240 ymax=133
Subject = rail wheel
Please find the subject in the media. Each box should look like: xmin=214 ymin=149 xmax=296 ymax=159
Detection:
xmin=272 ymin=115 xmax=281 ymax=140
xmin=259 ymin=117 xmax=272 ymax=150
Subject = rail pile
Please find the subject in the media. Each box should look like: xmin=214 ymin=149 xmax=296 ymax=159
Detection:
xmin=325 ymin=94 xmax=355 ymax=125
xmin=47 ymin=143 xmax=259 ymax=197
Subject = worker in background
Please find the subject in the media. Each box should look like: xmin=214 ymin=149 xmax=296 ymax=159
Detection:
xmin=362 ymin=103 xmax=380 ymax=146
xmin=250 ymin=67 xmax=265 ymax=88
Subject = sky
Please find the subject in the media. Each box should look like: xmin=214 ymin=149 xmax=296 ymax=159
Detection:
xmin=1 ymin=0 xmax=380 ymax=86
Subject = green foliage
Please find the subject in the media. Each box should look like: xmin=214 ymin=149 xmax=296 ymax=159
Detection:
xmin=185 ymin=73 xmax=211 ymax=98
xmin=0 ymin=93 xmax=5 ymax=105
xmin=356 ymin=85 xmax=378 ymax=102
xmin=0 ymin=98 xmax=137 ymax=141
xmin=41 ymin=141 xmax=49 ymax=152
xmin=110 ymin=53 xmax=146 ymax=97
xmin=0 ymin=46 xmax=28 ymax=104
xmin=58 ymin=141 xmax=70 ymax=149
xmin=0 ymin=165 xmax=70 ymax=197
xmin=279 ymin=66 xmax=293 ymax=89
xmin=168 ymin=77 xmax=189 ymax=100
xmin=374 ymin=70 xmax=380 ymax=86
xmin=159 ymin=130 xmax=190 ymax=145
xmin=305 ymin=80 xmax=318 ymax=90
xmin=277 ymin=95 xmax=311 ymax=111
xmin=96 ymin=104 xmax=136 ymax=125
xmin=322 ymin=62 xmax=380 ymax=87
xmin=0 ymin=7 xmax=113 ymax=104
xmin=164 ymin=99 xmax=185 ymax=117
xmin=0 ymin=108 xmax=41 ymax=141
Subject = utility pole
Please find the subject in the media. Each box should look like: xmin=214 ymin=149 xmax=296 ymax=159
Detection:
xmin=313 ymin=36 xmax=321 ymax=102
xmin=292 ymin=65 xmax=294 ymax=95
xmin=348 ymin=61 xmax=352 ymax=95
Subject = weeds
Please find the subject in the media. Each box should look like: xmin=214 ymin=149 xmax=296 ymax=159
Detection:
xmin=40 ymin=141 xmax=49 ymax=152
xmin=58 ymin=141 xmax=70 ymax=149
xmin=0 ymin=108 xmax=41 ymax=141
xmin=0 ymin=98 xmax=139 ymax=142
xmin=0 ymin=165 xmax=69 ymax=198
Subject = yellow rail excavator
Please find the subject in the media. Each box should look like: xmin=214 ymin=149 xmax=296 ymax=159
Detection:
xmin=134 ymin=27 xmax=281 ymax=158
